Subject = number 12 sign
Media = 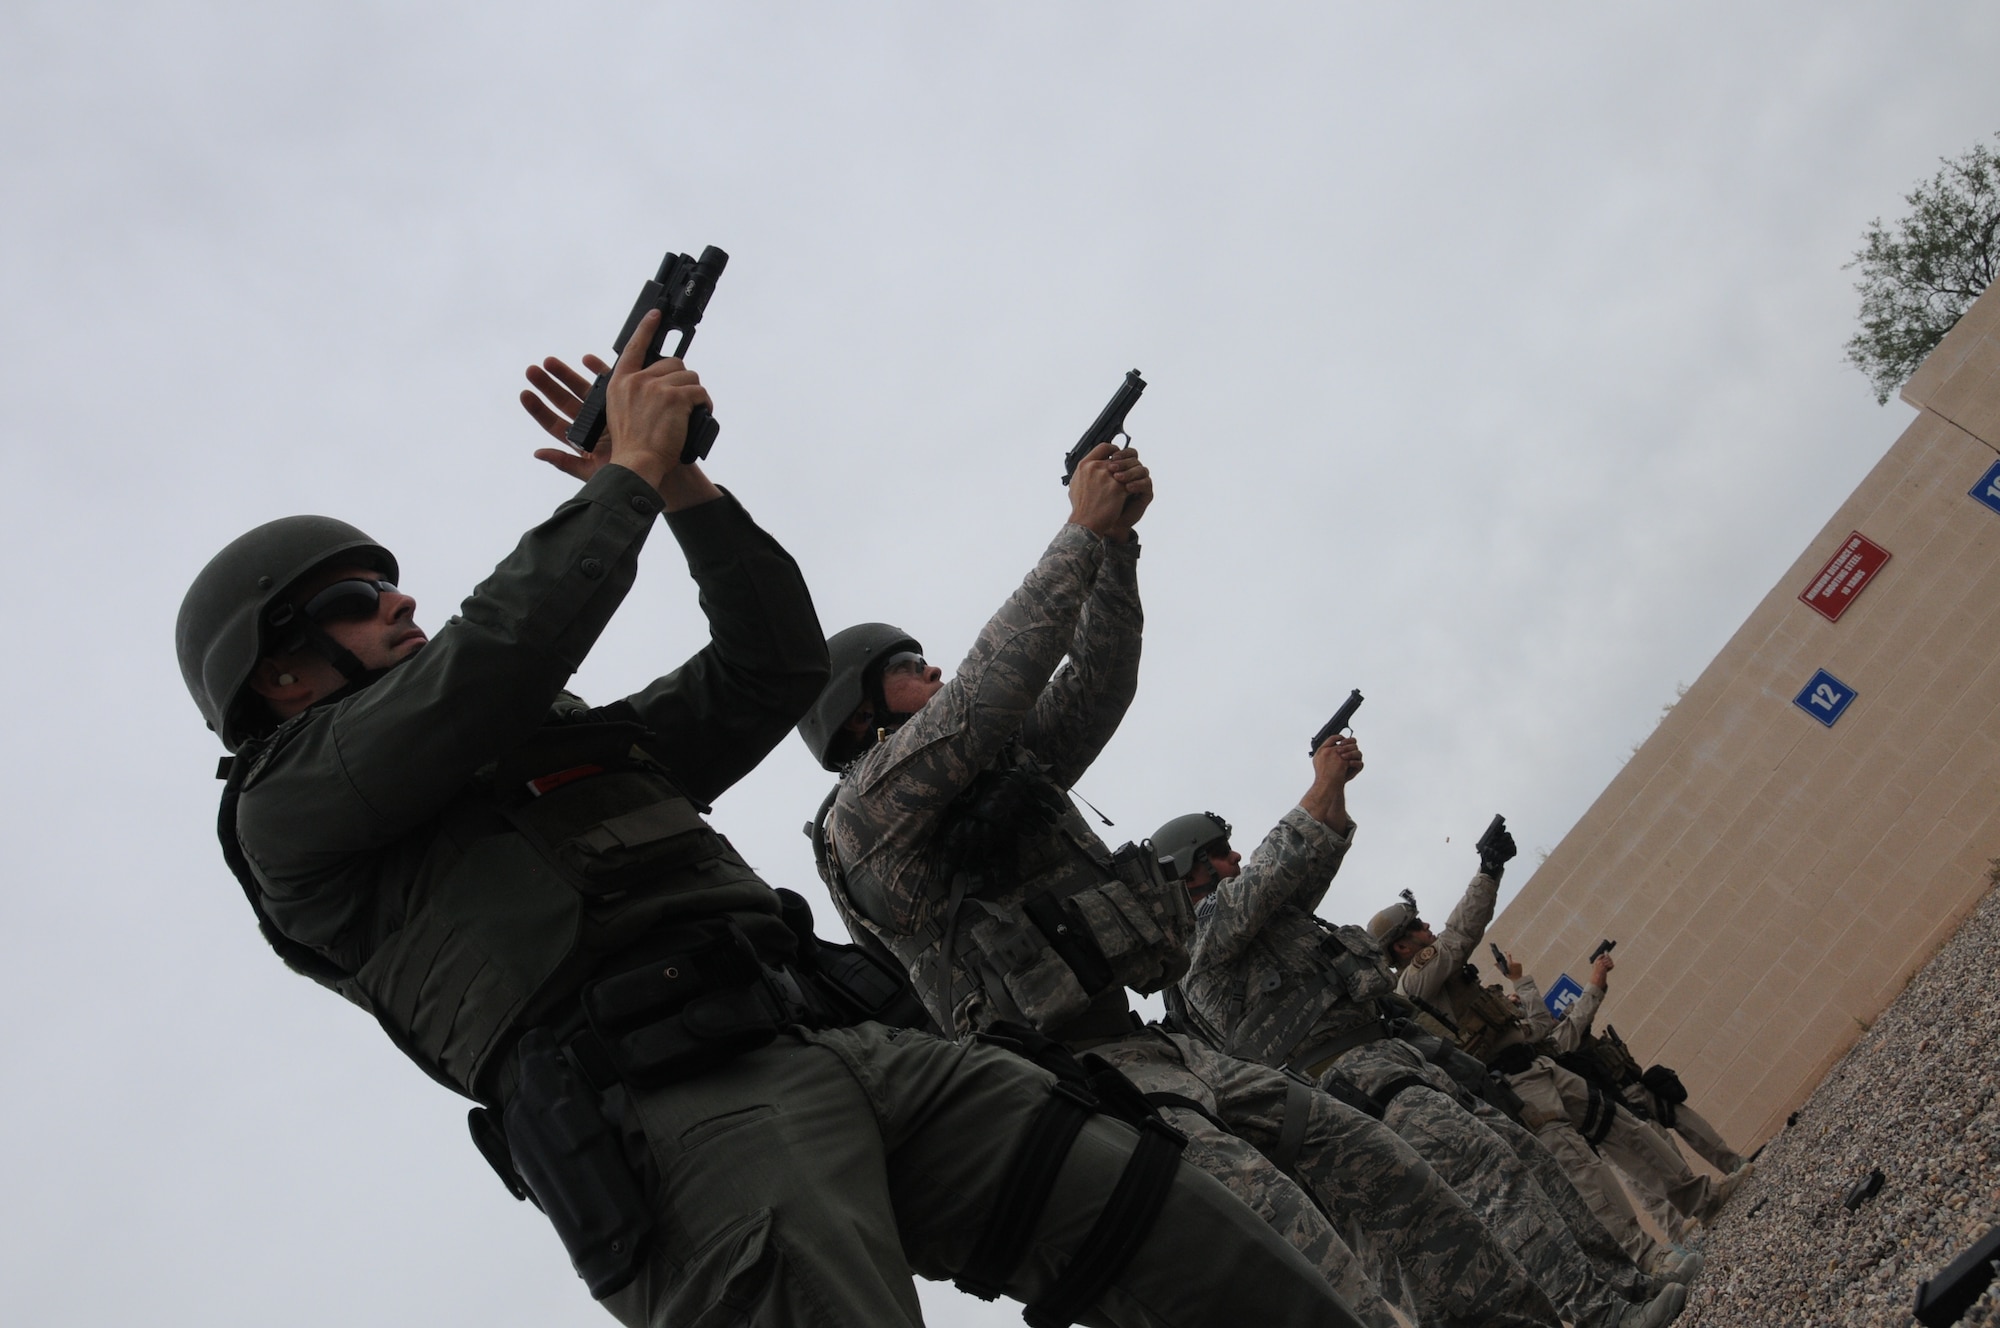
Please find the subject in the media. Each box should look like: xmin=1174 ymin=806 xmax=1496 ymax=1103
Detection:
xmin=1794 ymin=669 xmax=1856 ymax=727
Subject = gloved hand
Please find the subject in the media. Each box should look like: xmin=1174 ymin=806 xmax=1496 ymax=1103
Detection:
xmin=1478 ymin=825 xmax=1517 ymax=879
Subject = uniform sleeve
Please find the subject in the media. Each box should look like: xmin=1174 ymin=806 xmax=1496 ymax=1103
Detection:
xmin=1399 ymin=869 xmax=1499 ymax=1005
xmin=597 ymin=489 xmax=829 ymax=805
xmin=1546 ymin=981 xmax=1603 ymax=1053
xmin=240 ymin=465 xmax=672 ymax=875
xmin=1016 ymin=536 xmax=1142 ymax=788
xmin=1513 ymin=974 xmax=1557 ymax=1043
xmin=1188 ymin=809 xmax=1353 ymax=975
xmin=827 ymin=522 xmax=1109 ymax=935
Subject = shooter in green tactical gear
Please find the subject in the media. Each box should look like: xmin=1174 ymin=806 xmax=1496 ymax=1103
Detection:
xmin=179 ymin=320 xmax=1362 ymax=1328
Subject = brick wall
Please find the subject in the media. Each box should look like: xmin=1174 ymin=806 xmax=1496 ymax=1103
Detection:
xmin=1491 ymin=282 xmax=2000 ymax=1152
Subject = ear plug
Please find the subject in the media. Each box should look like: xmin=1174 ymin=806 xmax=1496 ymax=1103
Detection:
xmin=278 ymin=673 xmax=297 ymax=685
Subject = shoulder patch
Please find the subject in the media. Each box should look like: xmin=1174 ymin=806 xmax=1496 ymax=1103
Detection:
xmin=1409 ymin=943 xmax=1439 ymax=970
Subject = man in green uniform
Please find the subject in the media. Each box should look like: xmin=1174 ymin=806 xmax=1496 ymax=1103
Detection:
xmin=176 ymin=322 xmax=1362 ymax=1328
xmin=804 ymin=453 xmax=1606 ymax=1328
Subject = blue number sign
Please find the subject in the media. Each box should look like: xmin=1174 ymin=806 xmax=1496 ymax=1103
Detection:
xmin=1972 ymin=459 xmax=2000 ymax=516
xmin=1543 ymin=974 xmax=1584 ymax=1020
xmin=1793 ymin=669 xmax=1856 ymax=728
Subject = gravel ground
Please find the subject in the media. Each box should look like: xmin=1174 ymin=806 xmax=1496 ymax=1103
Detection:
xmin=1676 ymin=870 xmax=2000 ymax=1328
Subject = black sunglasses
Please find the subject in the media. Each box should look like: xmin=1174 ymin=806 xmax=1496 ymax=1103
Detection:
xmin=303 ymin=578 xmax=398 ymax=623
xmin=269 ymin=578 xmax=399 ymax=634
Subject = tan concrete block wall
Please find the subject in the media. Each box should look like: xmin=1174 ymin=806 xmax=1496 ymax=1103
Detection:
xmin=1490 ymin=284 xmax=2000 ymax=1154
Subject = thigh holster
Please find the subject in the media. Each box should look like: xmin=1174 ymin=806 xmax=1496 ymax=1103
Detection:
xmin=480 ymin=1028 xmax=655 ymax=1300
xmin=955 ymin=1024 xmax=1189 ymax=1328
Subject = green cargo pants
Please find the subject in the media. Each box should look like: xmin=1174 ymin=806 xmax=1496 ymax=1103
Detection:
xmin=597 ymin=1022 xmax=1364 ymax=1327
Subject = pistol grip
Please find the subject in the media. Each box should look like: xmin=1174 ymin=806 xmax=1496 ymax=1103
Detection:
xmin=566 ymin=374 xmax=614 ymax=452
xmin=680 ymin=406 xmax=719 ymax=464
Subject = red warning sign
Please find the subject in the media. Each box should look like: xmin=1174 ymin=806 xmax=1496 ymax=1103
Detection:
xmin=1799 ymin=532 xmax=1891 ymax=623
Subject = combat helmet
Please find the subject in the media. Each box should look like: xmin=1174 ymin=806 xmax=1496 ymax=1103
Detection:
xmin=177 ymin=515 xmax=397 ymax=751
xmin=798 ymin=622 xmax=923 ymax=771
xmin=1366 ymin=888 xmax=1423 ymax=955
xmin=1151 ymin=812 xmax=1235 ymax=881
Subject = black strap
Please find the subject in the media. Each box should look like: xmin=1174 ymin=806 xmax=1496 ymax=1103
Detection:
xmin=1286 ymin=1017 xmax=1388 ymax=1076
xmin=1579 ymin=1080 xmax=1619 ymax=1147
xmin=1371 ymin=1074 xmax=1434 ymax=1111
xmin=1314 ymin=1070 xmax=1386 ymax=1120
xmin=1272 ymin=1075 xmax=1313 ymax=1176
xmin=1142 ymin=1091 xmax=1229 ymax=1136
xmin=1023 ymin=891 xmax=1114 ymax=994
xmin=1023 ymin=1114 xmax=1187 ymax=1328
xmin=1161 ymin=984 xmax=1227 ymax=1049
xmin=1404 ymin=989 xmax=1464 ymax=1039
xmin=955 ymin=1080 xmax=1100 ymax=1301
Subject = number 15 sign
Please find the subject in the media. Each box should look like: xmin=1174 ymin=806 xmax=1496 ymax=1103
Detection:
xmin=1794 ymin=669 xmax=1856 ymax=727
xmin=1972 ymin=458 xmax=2000 ymax=516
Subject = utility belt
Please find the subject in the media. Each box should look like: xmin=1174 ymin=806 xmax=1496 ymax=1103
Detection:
xmin=469 ymin=894 xmax=931 ymax=1301
xmin=1287 ymin=1017 xmax=1390 ymax=1080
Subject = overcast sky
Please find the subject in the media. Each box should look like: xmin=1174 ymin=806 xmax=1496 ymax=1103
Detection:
xmin=3 ymin=5 xmax=1996 ymax=1325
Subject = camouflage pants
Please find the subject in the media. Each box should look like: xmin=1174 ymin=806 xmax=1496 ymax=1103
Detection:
xmin=1611 ymin=1089 xmax=1744 ymax=1242
xmin=1508 ymin=1059 xmax=1701 ymax=1262
xmin=1091 ymin=1028 xmax=1561 ymax=1328
xmin=1332 ymin=1039 xmax=1643 ymax=1328
xmin=1617 ymin=1085 xmax=1744 ymax=1175
xmin=1471 ymin=1096 xmax=1658 ymax=1303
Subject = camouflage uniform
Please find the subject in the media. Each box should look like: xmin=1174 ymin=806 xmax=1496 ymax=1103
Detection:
xmin=1179 ymin=808 xmax=1664 ymax=1328
xmin=1543 ymin=981 xmax=1748 ymax=1240
xmin=819 ymin=524 xmax=1561 ymax=1328
xmin=1401 ymin=871 xmax=1732 ymax=1259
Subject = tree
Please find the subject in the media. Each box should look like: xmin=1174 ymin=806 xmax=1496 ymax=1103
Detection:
xmin=1845 ymin=134 xmax=2000 ymax=405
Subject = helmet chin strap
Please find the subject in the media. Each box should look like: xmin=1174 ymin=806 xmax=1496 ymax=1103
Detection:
xmin=299 ymin=619 xmax=416 ymax=699
xmin=865 ymin=674 xmax=918 ymax=743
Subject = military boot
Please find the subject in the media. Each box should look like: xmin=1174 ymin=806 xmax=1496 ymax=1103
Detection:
xmin=1694 ymin=1162 xmax=1754 ymax=1223
xmin=1643 ymin=1245 xmax=1704 ymax=1285
xmin=1618 ymin=1282 xmax=1687 ymax=1327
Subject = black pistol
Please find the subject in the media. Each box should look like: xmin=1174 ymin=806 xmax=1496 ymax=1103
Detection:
xmin=1489 ymin=942 xmax=1510 ymax=973
xmin=1473 ymin=814 xmax=1508 ymax=860
xmin=1062 ymin=369 xmax=1146 ymax=485
xmin=1309 ymin=689 xmax=1364 ymax=756
xmin=1588 ymin=938 xmax=1617 ymax=962
xmin=566 ymin=245 xmax=730 ymax=464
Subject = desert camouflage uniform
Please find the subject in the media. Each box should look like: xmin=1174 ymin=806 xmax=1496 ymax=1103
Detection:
xmin=1544 ymin=981 xmax=1747 ymax=1240
xmin=1403 ymin=872 xmax=1729 ymax=1259
xmin=818 ymin=524 xmax=1560 ymax=1328
xmin=1180 ymin=808 xmax=1659 ymax=1328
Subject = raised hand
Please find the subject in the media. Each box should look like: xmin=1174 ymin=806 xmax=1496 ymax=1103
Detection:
xmin=1104 ymin=446 xmax=1153 ymax=541
xmin=520 ymin=353 xmax=613 ymax=482
xmin=1067 ymin=441 xmax=1130 ymax=538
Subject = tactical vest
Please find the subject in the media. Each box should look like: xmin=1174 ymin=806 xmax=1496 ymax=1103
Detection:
xmin=1222 ymin=919 xmax=1395 ymax=1069
xmin=225 ymin=713 xmax=788 ymax=1101
xmin=1411 ymin=966 xmax=1533 ymax=1064
xmin=822 ymin=744 xmax=1189 ymax=1040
